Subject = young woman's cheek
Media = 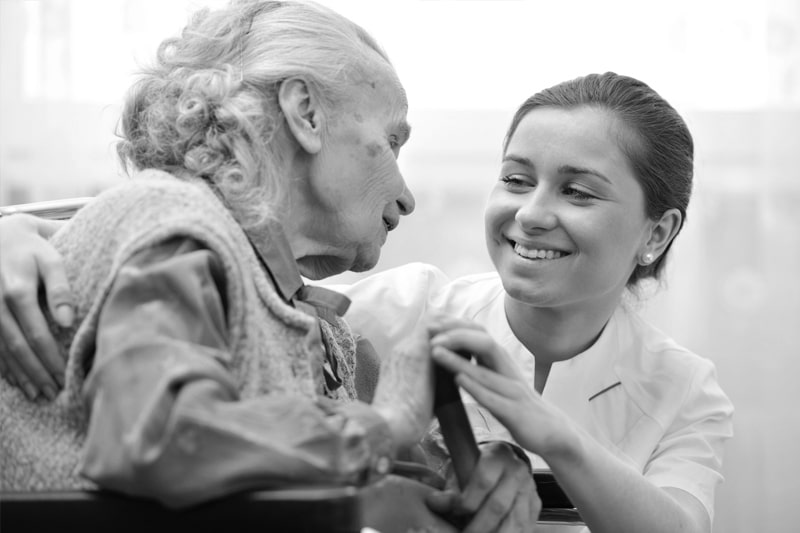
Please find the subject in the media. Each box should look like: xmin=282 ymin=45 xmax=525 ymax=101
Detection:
xmin=484 ymin=188 xmax=517 ymax=233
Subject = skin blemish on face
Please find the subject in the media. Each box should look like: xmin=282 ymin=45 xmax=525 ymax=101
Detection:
xmin=365 ymin=142 xmax=381 ymax=158
xmin=354 ymin=112 xmax=364 ymax=123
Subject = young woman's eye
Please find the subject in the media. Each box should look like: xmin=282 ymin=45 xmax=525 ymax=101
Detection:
xmin=563 ymin=185 xmax=595 ymax=201
xmin=500 ymin=174 xmax=530 ymax=188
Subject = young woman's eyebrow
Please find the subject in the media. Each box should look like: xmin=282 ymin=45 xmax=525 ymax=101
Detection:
xmin=558 ymin=164 xmax=612 ymax=185
xmin=501 ymin=154 xmax=534 ymax=168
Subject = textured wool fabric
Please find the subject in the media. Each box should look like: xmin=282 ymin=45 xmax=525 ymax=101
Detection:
xmin=0 ymin=170 xmax=362 ymax=491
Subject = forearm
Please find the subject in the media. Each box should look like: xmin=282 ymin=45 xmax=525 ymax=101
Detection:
xmin=545 ymin=426 xmax=708 ymax=533
xmin=81 ymin=240 xmax=394 ymax=507
xmin=83 ymin=350 xmax=393 ymax=508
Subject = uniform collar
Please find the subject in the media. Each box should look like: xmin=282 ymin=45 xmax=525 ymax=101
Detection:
xmin=542 ymin=307 xmax=623 ymax=413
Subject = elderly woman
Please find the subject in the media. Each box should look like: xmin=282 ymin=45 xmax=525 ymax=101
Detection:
xmin=0 ymin=2 xmax=539 ymax=528
xmin=1 ymin=0 xmax=420 ymax=496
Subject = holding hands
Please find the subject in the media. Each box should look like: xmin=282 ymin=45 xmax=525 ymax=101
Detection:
xmin=422 ymin=315 xmax=543 ymax=533
xmin=370 ymin=314 xmax=543 ymax=532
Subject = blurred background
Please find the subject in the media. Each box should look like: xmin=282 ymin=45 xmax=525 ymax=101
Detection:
xmin=1 ymin=0 xmax=798 ymax=530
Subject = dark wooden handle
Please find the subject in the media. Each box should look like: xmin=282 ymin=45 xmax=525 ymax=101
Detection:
xmin=433 ymin=355 xmax=479 ymax=490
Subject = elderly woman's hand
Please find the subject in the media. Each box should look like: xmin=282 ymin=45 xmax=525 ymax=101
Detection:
xmin=427 ymin=440 xmax=541 ymax=533
xmin=371 ymin=320 xmax=435 ymax=450
xmin=0 ymin=214 xmax=73 ymax=400
xmin=422 ymin=315 xmax=543 ymax=531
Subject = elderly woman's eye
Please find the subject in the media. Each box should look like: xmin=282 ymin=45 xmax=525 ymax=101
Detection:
xmin=389 ymin=135 xmax=399 ymax=149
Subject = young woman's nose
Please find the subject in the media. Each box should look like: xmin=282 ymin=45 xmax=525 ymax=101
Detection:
xmin=515 ymin=189 xmax=558 ymax=231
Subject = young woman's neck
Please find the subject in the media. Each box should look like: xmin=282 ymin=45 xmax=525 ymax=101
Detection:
xmin=504 ymin=294 xmax=621 ymax=392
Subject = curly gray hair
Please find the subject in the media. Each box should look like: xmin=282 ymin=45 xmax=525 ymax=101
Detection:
xmin=117 ymin=0 xmax=393 ymax=232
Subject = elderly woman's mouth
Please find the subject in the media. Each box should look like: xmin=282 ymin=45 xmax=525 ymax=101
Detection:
xmin=383 ymin=217 xmax=398 ymax=232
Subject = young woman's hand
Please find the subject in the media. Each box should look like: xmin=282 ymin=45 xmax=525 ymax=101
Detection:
xmin=0 ymin=214 xmax=73 ymax=399
xmin=428 ymin=317 xmax=572 ymax=460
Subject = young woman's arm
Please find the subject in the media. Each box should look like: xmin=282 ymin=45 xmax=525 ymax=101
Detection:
xmin=334 ymin=267 xmax=542 ymax=533
xmin=0 ymin=214 xmax=72 ymax=398
xmin=430 ymin=320 xmax=728 ymax=533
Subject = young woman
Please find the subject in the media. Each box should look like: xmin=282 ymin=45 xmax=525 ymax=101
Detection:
xmin=335 ymin=73 xmax=733 ymax=533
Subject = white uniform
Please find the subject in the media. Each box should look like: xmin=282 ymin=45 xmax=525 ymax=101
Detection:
xmin=334 ymin=262 xmax=734 ymax=527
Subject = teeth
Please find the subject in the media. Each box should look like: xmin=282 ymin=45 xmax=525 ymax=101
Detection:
xmin=514 ymin=243 xmax=564 ymax=260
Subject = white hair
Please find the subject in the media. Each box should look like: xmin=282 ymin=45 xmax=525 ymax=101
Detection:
xmin=117 ymin=0 xmax=396 ymax=233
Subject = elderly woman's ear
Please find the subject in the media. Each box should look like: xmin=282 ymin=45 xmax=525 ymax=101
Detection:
xmin=278 ymin=77 xmax=323 ymax=154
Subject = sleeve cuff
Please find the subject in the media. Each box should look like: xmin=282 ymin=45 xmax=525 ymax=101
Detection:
xmin=321 ymin=399 xmax=395 ymax=485
xmin=478 ymin=439 xmax=534 ymax=474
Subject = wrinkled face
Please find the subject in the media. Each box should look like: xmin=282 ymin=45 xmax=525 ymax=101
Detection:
xmin=485 ymin=106 xmax=652 ymax=312
xmin=301 ymin=62 xmax=414 ymax=277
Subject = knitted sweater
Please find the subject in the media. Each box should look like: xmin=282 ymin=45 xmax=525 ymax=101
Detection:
xmin=0 ymin=170 xmax=359 ymax=491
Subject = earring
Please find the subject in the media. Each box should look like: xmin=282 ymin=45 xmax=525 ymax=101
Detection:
xmin=641 ymin=252 xmax=655 ymax=265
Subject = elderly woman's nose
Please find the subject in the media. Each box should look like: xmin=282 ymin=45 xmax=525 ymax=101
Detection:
xmin=397 ymin=182 xmax=416 ymax=216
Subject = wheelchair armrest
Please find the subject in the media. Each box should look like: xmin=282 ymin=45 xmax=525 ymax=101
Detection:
xmin=0 ymin=486 xmax=365 ymax=533
xmin=1 ymin=481 xmax=584 ymax=532
xmin=0 ymin=197 xmax=93 ymax=220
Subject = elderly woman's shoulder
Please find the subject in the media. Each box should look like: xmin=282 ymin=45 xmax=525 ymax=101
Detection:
xmin=54 ymin=170 xmax=240 ymax=253
xmin=98 ymin=170 xmax=212 ymax=203
xmin=80 ymin=171 xmax=226 ymax=222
